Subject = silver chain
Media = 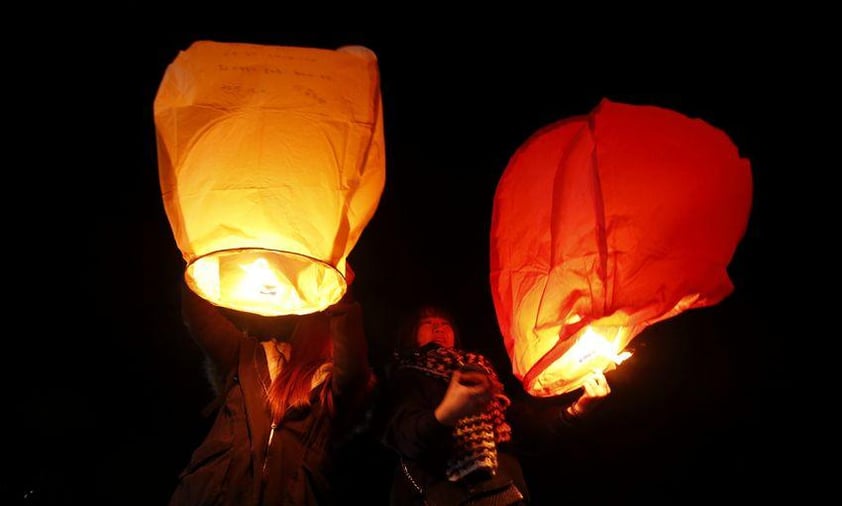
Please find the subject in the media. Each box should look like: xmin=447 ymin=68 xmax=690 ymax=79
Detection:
xmin=401 ymin=458 xmax=425 ymax=496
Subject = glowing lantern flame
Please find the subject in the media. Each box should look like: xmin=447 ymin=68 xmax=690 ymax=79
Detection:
xmin=155 ymin=41 xmax=385 ymax=316
xmin=534 ymin=325 xmax=632 ymax=393
xmin=490 ymin=99 xmax=752 ymax=396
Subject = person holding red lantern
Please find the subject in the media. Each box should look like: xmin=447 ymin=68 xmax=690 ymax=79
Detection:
xmin=168 ymin=269 xmax=375 ymax=506
xmin=378 ymin=304 xmax=610 ymax=505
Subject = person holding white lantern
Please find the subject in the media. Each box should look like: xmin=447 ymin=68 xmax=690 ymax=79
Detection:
xmin=168 ymin=268 xmax=375 ymax=506
xmin=156 ymin=39 xmax=386 ymax=506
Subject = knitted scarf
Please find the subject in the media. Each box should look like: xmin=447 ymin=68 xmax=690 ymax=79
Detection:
xmin=396 ymin=345 xmax=512 ymax=482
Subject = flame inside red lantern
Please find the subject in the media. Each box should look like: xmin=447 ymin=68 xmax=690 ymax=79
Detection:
xmin=490 ymin=99 xmax=752 ymax=396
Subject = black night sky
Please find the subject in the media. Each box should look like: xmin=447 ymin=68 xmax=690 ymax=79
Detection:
xmin=15 ymin=21 xmax=816 ymax=505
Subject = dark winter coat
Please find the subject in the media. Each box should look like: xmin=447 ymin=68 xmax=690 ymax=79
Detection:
xmin=169 ymin=287 xmax=373 ymax=506
xmin=380 ymin=344 xmax=583 ymax=505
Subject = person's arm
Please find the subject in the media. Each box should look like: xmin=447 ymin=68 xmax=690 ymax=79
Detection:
xmin=434 ymin=369 xmax=495 ymax=425
xmin=180 ymin=281 xmax=240 ymax=376
xmin=381 ymin=369 xmax=455 ymax=464
xmin=561 ymin=371 xmax=611 ymax=423
xmin=382 ymin=365 xmax=495 ymax=466
xmin=506 ymin=371 xmax=611 ymax=454
xmin=327 ymin=299 xmax=372 ymax=396
xmin=325 ymin=265 xmax=374 ymax=398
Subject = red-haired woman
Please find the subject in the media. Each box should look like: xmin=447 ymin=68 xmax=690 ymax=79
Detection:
xmin=169 ymin=275 xmax=374 ymax=506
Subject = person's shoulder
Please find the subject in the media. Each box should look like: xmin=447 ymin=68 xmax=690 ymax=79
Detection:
xmin=385 ymin=360 xmax=425 ymax=382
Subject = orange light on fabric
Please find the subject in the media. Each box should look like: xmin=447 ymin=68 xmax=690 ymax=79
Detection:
xmin=155 ymin=41 xmax=385 ymax=316
xmin=490 ymin=99 xmax=752 ymax=396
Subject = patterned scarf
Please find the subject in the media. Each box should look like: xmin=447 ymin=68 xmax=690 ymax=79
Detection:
xmin=396 ymin=345 xmax=512 ymax=482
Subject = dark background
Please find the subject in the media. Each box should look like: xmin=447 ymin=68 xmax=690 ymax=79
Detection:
xmin=14 ymin=21 xmax=816 ymax=505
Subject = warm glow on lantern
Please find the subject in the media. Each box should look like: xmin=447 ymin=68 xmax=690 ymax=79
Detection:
xmin=155 ymin=41 xmax=385 ymax=316
xmin=490 ymin=99 xmax=752 ymax=396
xmin=187 ymin=250 xmax=344 ymax=317
xmin=531 ymin=325 xmax=631 ymax=394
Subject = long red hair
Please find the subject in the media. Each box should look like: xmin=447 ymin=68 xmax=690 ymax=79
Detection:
xmin=267 ymin=313 xmax=334 ymax=423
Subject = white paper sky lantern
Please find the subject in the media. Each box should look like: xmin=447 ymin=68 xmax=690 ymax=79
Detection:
xmin=155 ymin=41 xmax=385 ymax=316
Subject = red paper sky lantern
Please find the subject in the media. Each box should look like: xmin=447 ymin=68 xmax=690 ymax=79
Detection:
xmin=155 ymin=41 xmax=385 ymax=316
xmin=490 ymin=98 xmax=752 ymax=397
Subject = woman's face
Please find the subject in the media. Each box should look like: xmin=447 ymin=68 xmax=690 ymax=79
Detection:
xmin=415 ymin=316 xmax=455 ymax=348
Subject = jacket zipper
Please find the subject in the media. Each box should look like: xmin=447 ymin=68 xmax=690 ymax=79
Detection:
xmin=263 ymin=422 xmax=277 ymax=475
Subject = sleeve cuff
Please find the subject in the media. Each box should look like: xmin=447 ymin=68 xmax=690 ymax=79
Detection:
xmin=420 ymin=410 xmax=454 ymax=439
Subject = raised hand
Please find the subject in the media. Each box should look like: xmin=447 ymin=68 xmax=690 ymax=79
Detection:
xmin=568 ymin=371 xmax=611 ymax=417
xmin=434 ymin=369 xmax=494 ymax=426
